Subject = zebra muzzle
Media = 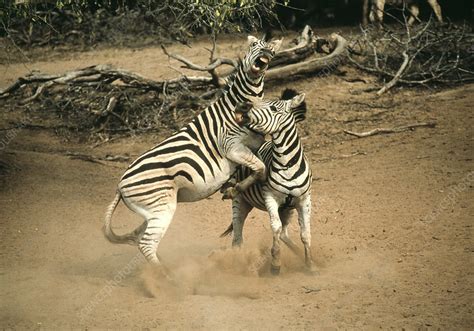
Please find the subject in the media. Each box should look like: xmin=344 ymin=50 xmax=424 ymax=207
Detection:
xmin=234 ymin=111 xmax=249 ymax=126
xmin=234 ymin=102 xmax=252 ymax=126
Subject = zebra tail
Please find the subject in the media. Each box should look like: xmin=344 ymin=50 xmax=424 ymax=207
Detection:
xmin=220 ymin=223 xmax=234 ymax=237
xmin=103 ymin=191 xmax=142 ymax=245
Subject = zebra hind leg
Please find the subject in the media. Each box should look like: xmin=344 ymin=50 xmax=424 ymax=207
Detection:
xmin=137 ymin=201 xmax=177 ymax=281
xmin=230 ymin=196 xmax=252 ymax=247
xmin=264 ymin=198 xmax=283 ymax=275
xmin=297 ymin=195 xmax=316 ymax=274
xmin=139 ymin=215 xmax=174 ymax=262
xmin=279 ymin=209 xmax=300 ymax=256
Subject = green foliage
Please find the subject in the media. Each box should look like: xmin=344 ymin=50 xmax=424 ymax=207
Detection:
xmin=1 ymin=0 xmax=281 ymax=42
xmin=171 ymin=0 xmax=278 ymax=33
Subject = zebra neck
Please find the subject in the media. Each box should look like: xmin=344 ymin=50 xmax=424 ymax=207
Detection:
xmin=226 ymin=65 xmax=264 ymax=104
xmin=270 ymin=125 xmax=302 ymax=170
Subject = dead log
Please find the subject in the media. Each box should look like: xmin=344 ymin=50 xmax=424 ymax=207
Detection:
xmin=20 ymin=81 xmax=54 ymax=104
xmin=0 ymin=73 xmax=61 ymax=96
xmin=161 ymin=44 xmax=234 ymax=88
xmin=1 ymin=26 xmax=350 ymax=136
xmin=2 ymin=28 xmax=349 ymax=102
xmin=0 ymin=27 xmax=352 ymax=140
xmin=265 ymin=34 xmax=348 ymax=82
xmin=161 ymin=27 xmax=348 ymax=85
xmin=1 ymin=64 xmax=214 ymax=101
xmin=270 ymin=25 xmax=321 ymax=67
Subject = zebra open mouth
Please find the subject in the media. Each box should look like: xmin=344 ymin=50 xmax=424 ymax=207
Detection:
xmin=251 ymin=55 xmax=270 ymax=75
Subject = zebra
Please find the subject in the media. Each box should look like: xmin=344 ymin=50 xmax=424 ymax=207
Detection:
xmin=103 ymin=35 xmax=283 ymax=271
xmin=221 ymin=89 xmax=314 ymax=275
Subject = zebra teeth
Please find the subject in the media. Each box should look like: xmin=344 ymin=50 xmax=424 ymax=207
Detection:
xmin=251 ymin=55 xmax=270 ymax=74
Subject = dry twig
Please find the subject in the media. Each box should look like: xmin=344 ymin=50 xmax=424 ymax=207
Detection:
xmin=349 ymin=19 xmax=474 ymax=93
xmin=65 ymin=152 xmax=130 ymax=164
xmin=343 ymin=122 xmax=436 ymax=138
xmin=314 ymin=151 xmax=367 ymax=163
xmin=302 ymin=286 xmax=321 ymax=294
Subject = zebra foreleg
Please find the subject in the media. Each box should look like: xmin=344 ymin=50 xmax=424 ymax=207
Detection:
xmin=222 ymin=146 xmax=266 ymax=200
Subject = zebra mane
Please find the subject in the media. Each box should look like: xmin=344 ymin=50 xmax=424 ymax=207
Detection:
xmin=281 ymin=88 xmax=307 ymax=123
xmin=223 ymin=58 xmax=243 ymax=92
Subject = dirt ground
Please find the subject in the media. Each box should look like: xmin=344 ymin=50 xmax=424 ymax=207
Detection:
xmin=0 ymin=33 xmax=473 ymax=329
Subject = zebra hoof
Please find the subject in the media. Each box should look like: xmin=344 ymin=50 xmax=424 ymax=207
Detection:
xmin=270 ymin=265 xmax=280 ymax=275
xmin=222 ymin=187 xmax=238 ymax=200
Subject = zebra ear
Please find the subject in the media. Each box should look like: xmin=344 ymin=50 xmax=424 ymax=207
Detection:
xmin=247 ymin=35 xmax=259 ymax=46
xmin=290 ymin=93 xmax=305 ymax=108
xmin=289 ymin=93 xmax=307 ymax=123
xmin=267 ymin=38 xmax=283 ymax=53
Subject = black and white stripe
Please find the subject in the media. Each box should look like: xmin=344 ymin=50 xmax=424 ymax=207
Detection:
xmin=103 ymin=36 xmax=283 ymax=266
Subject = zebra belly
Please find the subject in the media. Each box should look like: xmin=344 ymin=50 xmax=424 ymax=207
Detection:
xmin=241 ymin=183 xmax=305 ymax=211
xmin=240 ymin=182 xmax=268 ymax=211
xmin=176 ymin=161 xmax=236 ymax=202
xmin=237 ymin=165 xmax=310 ymax=211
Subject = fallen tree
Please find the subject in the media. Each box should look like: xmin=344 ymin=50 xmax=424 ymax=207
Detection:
xmin=159 ymin=26 xmax=348 ymax=88
xmin=0 ymin=26 xmax=349 ymax=140
xmin=2 ymin=27 xmax=348 ymax=97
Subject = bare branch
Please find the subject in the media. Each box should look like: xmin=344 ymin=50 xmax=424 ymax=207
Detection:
xmin=20 ymin=81 xmax=54 ymax=104
xmin=302 ymin=286 xmax=321 ymax=294
xmin=349 ymin=21 xmax=474 ymax=92
xmin=377 ymin=51 xmax=410 ymax=95
xmin=161 ymin=45 xmax=237 ymax=72
xmin=344 ymin=122 xmax=436 ymax=138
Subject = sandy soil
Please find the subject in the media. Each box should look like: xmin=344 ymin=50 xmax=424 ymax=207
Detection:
xmin=0 ymin=34 xmax=473 ymax=329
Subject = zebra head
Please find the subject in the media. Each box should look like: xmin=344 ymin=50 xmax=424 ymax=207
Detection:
xmin=235 ymin=89 xmax=306 ymax=135
xmin=243 ymin=35 xmax=282 ymax=80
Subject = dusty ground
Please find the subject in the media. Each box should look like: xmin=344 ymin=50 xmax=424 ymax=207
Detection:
xmin=0 ymin=33 xmax=473 ymax=329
